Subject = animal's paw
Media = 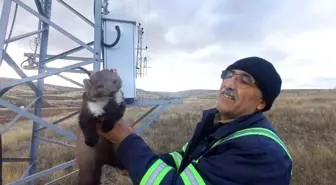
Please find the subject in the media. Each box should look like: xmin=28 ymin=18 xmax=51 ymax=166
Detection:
xmin=115 ymin=90 xmax=125 ymax=106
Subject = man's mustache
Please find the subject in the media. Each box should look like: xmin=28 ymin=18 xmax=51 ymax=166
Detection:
xmin=220 ymin=88 xmax=238 ymax=101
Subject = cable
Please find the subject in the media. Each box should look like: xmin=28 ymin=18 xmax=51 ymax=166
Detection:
xmin=101 ymin=25 xmax=121 ymax=48
xmin=20 ymin=57 xmax=38 ymax=70
xmin=101 ymin=29 xmax=105 ymax=69
xmin=94 ymin=1 xmax=121 ymax=48
xmin=76 ymin=67 xmax=92 ymax=77
xmin=93 ymin=0 xmax=122 ymax=71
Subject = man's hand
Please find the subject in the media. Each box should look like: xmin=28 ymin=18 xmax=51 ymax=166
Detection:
xmin=96 ymin=118 xmax=133 ymax=147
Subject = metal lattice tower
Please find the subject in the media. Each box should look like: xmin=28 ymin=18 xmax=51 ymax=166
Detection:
xmin=0 ymin=0 xmax=183 ymax=184
xmin=136 ymin=23 xmax=148 ymax=78
xmin=143 ymin=56 xmax=151 ymax=77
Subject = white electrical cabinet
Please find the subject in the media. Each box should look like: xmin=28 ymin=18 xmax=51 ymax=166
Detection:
xmin=102 ymin=16 xmax=137 ymax=103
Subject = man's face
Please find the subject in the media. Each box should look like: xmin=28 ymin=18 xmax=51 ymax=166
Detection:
xmin=215 ymin=69 xmax=265 ymax=119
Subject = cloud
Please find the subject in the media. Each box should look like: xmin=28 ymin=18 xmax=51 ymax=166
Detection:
xmin=1 ymin=0 xmax=336 ymax=92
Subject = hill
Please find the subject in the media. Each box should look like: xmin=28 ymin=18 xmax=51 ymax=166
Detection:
xmin=150 ymin=89 xmax=218 ymax=98
xmin=0 ymin=77 xmax=164 ymax=108
xmin=0 ymin=77 xmax=334 ymax=108
xmin=2 ymin=76 xmax=335 ymax=126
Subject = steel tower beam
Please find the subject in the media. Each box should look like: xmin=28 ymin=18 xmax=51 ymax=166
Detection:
xmin=0 ymin=0 xmax=12 ymax=62
xmin=93 ymin=0 xmax=102 ymax=71
xmin=0 ymin=0 xmax=184 ymax=184
xmin=27 ymin=0 xmax=52 ymax=182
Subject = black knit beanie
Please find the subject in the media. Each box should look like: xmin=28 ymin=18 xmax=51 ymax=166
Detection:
xmin=225 ymin=56 xmax=282 ymax=112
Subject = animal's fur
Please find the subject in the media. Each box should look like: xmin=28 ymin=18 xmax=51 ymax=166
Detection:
xmin=79 ymin=90 xmax=126 ymax=147
xmin=79 ymin=68 xmax=126 ymax=147
xmin=76 ymin=130 xmax=123 ymax=185
xmin=76 ymin=69 xmax=127 ymax=185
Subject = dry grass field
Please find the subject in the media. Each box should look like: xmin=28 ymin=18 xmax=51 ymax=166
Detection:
xmin=1 ymin=81 xmax=336 ymax=184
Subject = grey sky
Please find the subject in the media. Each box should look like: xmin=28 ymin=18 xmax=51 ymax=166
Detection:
xmin=1 ymin=0 xmax=336 ymax=91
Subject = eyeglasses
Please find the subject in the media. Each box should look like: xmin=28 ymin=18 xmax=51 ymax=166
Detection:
xmin=221 ymin=70 xmax=257 ymax=86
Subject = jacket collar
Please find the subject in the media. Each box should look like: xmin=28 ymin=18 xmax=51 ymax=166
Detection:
xmin=201 ymin=108 xmax=266 ymax=140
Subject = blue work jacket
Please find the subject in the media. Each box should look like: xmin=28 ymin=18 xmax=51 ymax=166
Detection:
xmin=116 ymin=108 xmax=293 ymax=185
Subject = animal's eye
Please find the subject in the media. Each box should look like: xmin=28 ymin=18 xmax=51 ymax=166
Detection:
xmin=113 ymin=80 xmax=117 ymax=84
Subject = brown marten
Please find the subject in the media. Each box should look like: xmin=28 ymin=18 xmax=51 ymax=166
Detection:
xmin=75 ymin=68 xmax=127 ymax=185
xmin=79 ymin=68 xmax=126 ymax=147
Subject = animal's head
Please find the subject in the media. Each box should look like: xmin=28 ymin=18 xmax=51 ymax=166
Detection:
xmin=83 ymin=69 xmax=122 ymax=101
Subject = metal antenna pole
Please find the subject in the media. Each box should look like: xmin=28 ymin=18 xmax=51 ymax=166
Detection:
xmin=139 ymin=27 xmax=144 ymax=78
xmin=135 ymin=23 xmax=148 ymax=78
xmin=136 ymin=23 xmax=142 ymax=78
xmin=143 ymin=56 xmax=150 ymax=77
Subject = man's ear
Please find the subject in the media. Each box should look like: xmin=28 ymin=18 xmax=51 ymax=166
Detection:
xmin=83 ymin=79 xmax=91 ymax=92
xmin=256 ymin=99 xmax=266 ymax=111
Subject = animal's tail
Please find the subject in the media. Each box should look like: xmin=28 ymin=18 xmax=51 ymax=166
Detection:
xmin=76 ymin=67 xmax=92 ymax=77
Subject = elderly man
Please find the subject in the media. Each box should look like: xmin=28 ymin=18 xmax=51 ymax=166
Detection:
xmin=97 ymin=56 xmax=293 ymax=185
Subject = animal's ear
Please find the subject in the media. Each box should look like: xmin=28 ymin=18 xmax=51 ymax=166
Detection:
xmin=83 ymin=79 xmax=91 ymax=91
xmin=82 ymin=91 xmax=87 ymax=100
xmin=110 ymin=68 xmax=119 ymax=74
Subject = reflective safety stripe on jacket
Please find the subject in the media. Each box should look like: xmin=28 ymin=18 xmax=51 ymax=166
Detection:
xmin=139 ymin=127 xmax=293 ymax=185
xmin=184 ymin=127 xmax=293 ymax=174
xmin=140 ymin=155 xmax=206 ymax=185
